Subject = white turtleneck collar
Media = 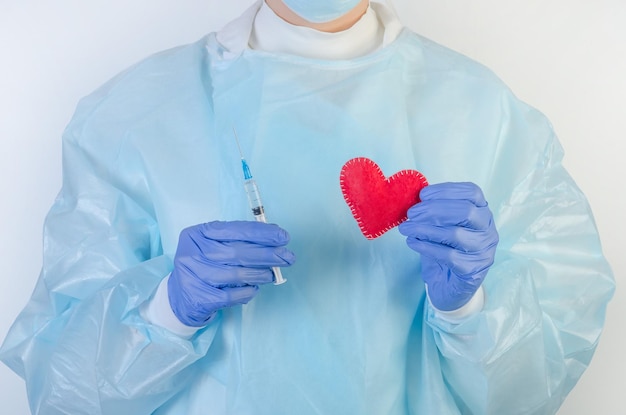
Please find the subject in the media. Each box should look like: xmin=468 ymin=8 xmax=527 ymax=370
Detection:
xmin=215 ymin=1 xmax=404 ymax=60
xmin=249 ymin=2 xmax=383 ymax=60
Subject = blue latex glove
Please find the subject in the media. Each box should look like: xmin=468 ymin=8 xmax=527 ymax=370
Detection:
xmin=168 ymin=221 xmax=295 ymax=326
xmin=398 ymin=182 xmax=499 ymax=311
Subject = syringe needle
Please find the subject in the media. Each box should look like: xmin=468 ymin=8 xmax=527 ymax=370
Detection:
xmin=232 ymin=128 xmax=244 ymax=159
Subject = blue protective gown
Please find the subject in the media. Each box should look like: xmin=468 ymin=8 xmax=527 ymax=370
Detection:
xmin=0 ymin=3 xmax=615 ymax=415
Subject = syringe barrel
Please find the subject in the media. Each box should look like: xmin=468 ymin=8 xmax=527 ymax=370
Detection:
xmin=243 ymin=178 xmax=286 ymax=285
xmin=244 ymin=179 xmax=264 ymax=217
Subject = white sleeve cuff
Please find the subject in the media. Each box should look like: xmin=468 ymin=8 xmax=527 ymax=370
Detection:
xmin=428 ymin=285 xmax=485 ymax=324
xmin=140 ymin=275 xmax=203 ymax=339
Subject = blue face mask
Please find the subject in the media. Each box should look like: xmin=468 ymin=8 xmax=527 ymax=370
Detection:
xmin=281 ymin=0 xmax=363 ymax=23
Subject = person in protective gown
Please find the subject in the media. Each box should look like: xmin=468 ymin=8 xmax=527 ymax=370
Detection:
xmin=0 ymin=1 xmax=615 ymax=414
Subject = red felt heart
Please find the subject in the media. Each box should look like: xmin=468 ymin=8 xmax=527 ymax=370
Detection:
xmin=340 ymin=157 xmax=428 ymax=239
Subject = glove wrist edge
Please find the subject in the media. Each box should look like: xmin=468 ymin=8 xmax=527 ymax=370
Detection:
xmin=428 ymin=285 xmax=485 ymax=324
xmin=141 ymin=275 xmax=204 ymax=339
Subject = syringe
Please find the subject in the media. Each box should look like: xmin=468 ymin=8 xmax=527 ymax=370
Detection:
xmin=233 ymin=129 xmax=286 ymax=285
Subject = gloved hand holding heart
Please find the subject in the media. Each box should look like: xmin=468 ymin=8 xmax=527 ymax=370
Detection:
xmin=340 ymin=157 xmax=428 ymax=239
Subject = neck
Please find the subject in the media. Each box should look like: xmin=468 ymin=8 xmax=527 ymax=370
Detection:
xmin=264 ymin=0 xmax=370 ymax=33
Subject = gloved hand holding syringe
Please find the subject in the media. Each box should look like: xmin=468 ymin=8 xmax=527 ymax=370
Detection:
xmin=233 ymin=128 xmax=287 ymax=285
xmin=165 ymin=131 xmax=293 ymax=327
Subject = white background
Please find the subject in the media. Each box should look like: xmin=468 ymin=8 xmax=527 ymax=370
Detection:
xmin=0 ymin=1 xmax=623 ymax=413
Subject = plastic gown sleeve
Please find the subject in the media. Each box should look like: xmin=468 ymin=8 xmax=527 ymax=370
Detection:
xmin=0 ymin=92 xmax=218 ymax=414
xmin=417 ymin=89 xmax=615 ymax=414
